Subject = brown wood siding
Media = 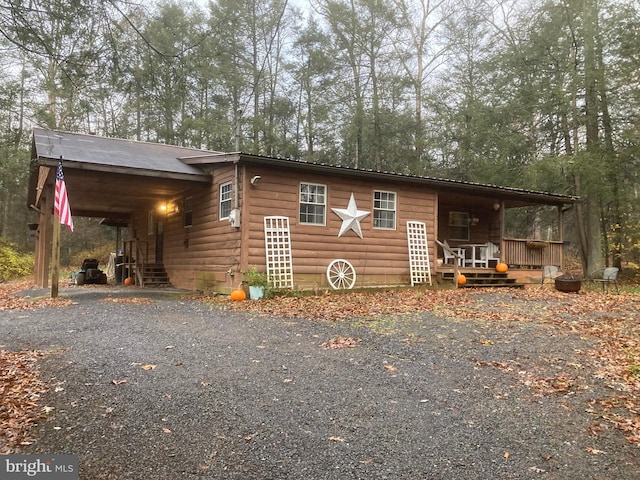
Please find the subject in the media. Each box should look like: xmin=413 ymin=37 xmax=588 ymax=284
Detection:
xmin=151 ymin=165 xmax=242 ymax=291
xmin=241 ymin=165 xmax=437 ymax=289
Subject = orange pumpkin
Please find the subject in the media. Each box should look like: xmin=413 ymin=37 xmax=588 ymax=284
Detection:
xmin=457 ymin=274 xmax=467 ymax=286
xmin=495 ymin=262 xmax=508 ymax=273
xmin=124 ymin=277 xmax=135 ymax=286
xmin=230 ymin=288 xmax=246 ymax=301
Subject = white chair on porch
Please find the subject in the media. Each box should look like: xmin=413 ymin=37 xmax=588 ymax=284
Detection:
xmin=466 ymin=242 xmax=498 ymax=268
xmin=442 ymin=240 xmax=465 ymax=266
xmin=481 ymin=242 xmax=500 ymax=268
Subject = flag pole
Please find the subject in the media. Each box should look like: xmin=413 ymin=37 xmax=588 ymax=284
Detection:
xmin=51 ymin=156 xmax=73 ymax=298
xmin=51 ymin=208 xmax=61 ymax=298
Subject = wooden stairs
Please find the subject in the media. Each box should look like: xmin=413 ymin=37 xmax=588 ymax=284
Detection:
xmin=141 ymin=263 xmax=171 ymax=287
xmin=441 ymin=271 xmax=524 ymax=288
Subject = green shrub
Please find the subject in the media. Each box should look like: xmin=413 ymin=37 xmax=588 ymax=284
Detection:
xmin=0 ymin=239 xmax=34 ymax=281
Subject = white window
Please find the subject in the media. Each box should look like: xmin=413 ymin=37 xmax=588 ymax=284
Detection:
xmin=183 ymin=196 xmax=193 ymax=228
xmin=299 ymin=183 xmax=326 ymax=225
xmin=449 ymin=211 xmax=469 ymax=240
xmin=373 ymin=190 xmax=396 ymax=229
xmin=220 ymin=182 xmax=232 ymax=220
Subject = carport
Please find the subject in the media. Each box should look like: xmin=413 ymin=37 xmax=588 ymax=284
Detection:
xmin=27 ymin=128 xmax=213 ymax=288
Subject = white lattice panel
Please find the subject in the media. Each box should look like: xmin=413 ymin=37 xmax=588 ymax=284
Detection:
xmin=264 ymin=216 xmax=294 ymax=288
xmin=407 ymin=221 xmax=432 ymax=286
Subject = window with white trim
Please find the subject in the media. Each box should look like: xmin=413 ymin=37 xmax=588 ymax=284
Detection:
xmin=299 ymin=183 xmax=326 ymax=225
xmin=183 ymin=196 xmax=193 ymax=228
xmin=449 ymin=211 xmax=469 ymax=240
xmin=219 ymin=182 xmax=232 ymax=220
xmin=373 ymin=190 xmax=396 ymax=229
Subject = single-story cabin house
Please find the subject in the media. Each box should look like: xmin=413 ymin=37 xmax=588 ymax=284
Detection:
xmin=27 ymin=128 xmax=577 ymax=292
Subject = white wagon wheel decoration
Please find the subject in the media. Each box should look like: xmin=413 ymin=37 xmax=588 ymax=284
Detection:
xmin=326 ymin=259 xmax=356 ymax=290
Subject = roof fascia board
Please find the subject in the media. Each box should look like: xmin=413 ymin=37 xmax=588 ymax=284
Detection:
xmin=237 ymin=155 xmax=577 ymax=206
xmin=179 ymin=152 xmax=241 ymax=165
xmin=32 ymin=157 xmax=211 ymax=183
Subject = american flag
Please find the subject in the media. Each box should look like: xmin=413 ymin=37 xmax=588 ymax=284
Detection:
xmin=55 ymin=160 xmax=74 ymax=232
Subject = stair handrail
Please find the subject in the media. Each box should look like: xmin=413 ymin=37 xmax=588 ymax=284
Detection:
xmin=135 ymin=240 xmax=148 ymax=287
xmin=122 ymin=239 xmax=148 ymax=286
xmin=436 ymin=240 xmax=461 ymax=288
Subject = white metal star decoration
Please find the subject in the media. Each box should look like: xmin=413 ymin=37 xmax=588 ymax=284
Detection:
xmin=331 ymin=193 xmax=371 ymax=238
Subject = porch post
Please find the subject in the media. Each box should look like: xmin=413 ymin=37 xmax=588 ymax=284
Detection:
xmin=499 ymin=200 xmax=505 ymax=263
xmin=36 ymin=189 xmax=54 ymax=288
xmin=558 ymin=206 xmax=564 ymax=270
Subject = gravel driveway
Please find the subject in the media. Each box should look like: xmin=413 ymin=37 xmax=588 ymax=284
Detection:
xmin=1 ymin=287 xmax=638 ymax=479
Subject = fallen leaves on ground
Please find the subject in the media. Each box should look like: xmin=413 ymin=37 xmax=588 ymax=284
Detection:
xmin=204 ymin=286 xmax=640 ymax=446
xmin=320 ymin=336 xmax=361 ymax=349
xmin=102 ymin=297 xmax=153 ymax=304
xmin=0 ymin=278 xmax=73 ymax=310
xmin=0 ymin=349 xmax=48 ymax=454
xmin=2 ymin=277 xmax=640 ymax=450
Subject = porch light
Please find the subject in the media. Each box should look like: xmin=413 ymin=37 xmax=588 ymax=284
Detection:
xmin=250 ymin=175 xmax=262 ymax=186
xmin=159 ymin=201 xmax=179 ymax=215
xmin=493 ymin=202 xmax=501 ymax=211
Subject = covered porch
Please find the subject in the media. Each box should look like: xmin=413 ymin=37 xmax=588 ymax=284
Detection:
xmin=436 ymin=238 xmax=564 ymax=287
xmin=434 ymin=184 xmax=575 ymax=287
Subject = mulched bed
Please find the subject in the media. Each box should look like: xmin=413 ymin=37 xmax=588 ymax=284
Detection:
xmin=1 ymin=279 xmax=639 ymax=478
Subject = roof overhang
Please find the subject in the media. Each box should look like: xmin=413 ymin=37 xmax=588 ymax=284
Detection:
xmin=28 ymin=129 xmax=212 ymax=222
xmin=232 ymin=154 xmax=578 ymax=208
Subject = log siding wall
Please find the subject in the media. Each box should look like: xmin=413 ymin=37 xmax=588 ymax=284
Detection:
xmin=132 ymin=162 xmax=439 ymax=291
xmin=241 ymin=165 xmax=437 ymax=290
xmin=131 ymin=165 xmax=242 ymax=291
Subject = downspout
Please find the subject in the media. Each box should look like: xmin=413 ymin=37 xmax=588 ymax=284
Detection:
xmin=235 ymin=162 xmax=239 ymax=210
xmin=234 ymin=109 xmax=242 ymax=212
xmin=227 ymin=160 xmax=241 ymax=229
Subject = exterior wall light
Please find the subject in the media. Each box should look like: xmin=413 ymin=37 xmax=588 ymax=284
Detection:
xmin=250 ymin=175 xmax=262 ymax=186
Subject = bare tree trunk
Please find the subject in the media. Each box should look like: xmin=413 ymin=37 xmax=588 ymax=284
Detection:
xmin=575 ymin=0 xmax=604 ymax=275
xmin=596 ymin=23 xmax=622 ymax=269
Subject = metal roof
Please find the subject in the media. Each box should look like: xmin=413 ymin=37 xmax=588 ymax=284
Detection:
xmin=183 ymin=152 xmax=578 ymax=207
xmin=32 ymin=128 xmax=213 ymax=180
xmin=29 ymin=129 xmax=577 ymax=215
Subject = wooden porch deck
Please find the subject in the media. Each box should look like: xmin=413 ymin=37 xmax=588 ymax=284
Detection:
xmin=436 ymin=266 xmax=543 ymax=288
xmin=434 ymin=238 xmax=563 ymax=288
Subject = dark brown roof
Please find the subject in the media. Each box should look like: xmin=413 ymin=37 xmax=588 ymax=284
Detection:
xmin=31 ymin=128 xmax=212 ymax=181
xmin=183 ymin=152 xmax=578 ymax=207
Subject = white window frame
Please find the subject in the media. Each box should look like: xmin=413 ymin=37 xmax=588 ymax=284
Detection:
xmin=219 ymin=182 xmax=232 ymax=220
xmin=449 ymin=211 xmax=469 ymax=241
xmin=183 ymin=196 xmax=193 ymax=228
xmin=373 ymin=190 xmax=397 ymax=230
xmin=299 ymin=182 xmax=326 ymax=225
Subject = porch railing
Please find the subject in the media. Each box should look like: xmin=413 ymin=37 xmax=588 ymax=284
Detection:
xmin=123 ymin=239 xmax=148 ymax=286
xmin=502 ymin=238 xmax=563 ymax=268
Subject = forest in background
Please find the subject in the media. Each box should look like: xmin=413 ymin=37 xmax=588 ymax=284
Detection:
xmin=0 ymin=0 xmax=638 ymax=274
